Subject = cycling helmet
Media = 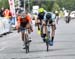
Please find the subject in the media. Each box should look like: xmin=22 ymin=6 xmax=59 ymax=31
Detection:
xmin=38 ymin=8 xmax=44 ymax=13
xmin=21 ymin=15 xmax=25 ymax=19
xmin=20 ymin=12 xmax=25 ymax=19
xmin=46 ymin=12 xmax=52 ymax=19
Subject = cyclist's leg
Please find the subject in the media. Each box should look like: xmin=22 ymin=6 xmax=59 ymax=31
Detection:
xmin=24 ymin=32 xmax=28 ymax=44
xmin=37 ymin=19 xmax=41 ymax=30
xmin=21 ymin=32 xmax=25 ymax=41
xmin=42 ymin=20 xmax=47 ymax=42
xmin=42 ymin=20 xmax=47 ymax=34
xmin=26 ymin=23 xmax=31 ymax=33
xmin=27 ymin=23 xmax=33 ymax=40
xmin=35 ymin=17 xmax=38 ymax=26
xmin=20 ymin=28 xmax=26 ymax=49
xmin=40 ymin=20 xmax=43 ymax=36
xmin=20 ymin=27 xmax=25 ymax=42
xmin=51 ymin=24 xmax=56 ymax=43
xmin=56 ymin=16 xmax=59 ymax=24
xmin=67 ymin=16 xmax=71 ymax=23
xmin=26 ymin=24 xmax=32 ymax=43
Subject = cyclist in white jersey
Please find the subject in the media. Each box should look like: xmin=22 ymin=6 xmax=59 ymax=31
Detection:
xmin=42 ymin=12 xmax=56 ymax=46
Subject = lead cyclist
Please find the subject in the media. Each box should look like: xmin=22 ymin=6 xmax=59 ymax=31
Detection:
xmin=43 ymin=11 xmax=56 ymax=46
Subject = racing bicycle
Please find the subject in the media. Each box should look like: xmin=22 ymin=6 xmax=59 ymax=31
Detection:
xmin=24 ymin=28 xmax=31 ymax=53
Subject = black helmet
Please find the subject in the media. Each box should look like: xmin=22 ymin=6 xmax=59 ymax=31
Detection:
xmin=46 ymin=13 xmax=51 ymax=19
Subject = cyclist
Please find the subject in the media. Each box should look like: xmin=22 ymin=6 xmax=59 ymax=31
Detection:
xmin=43 ymin=12 xmax=56 ymax=46
xmin=55 ymin=11 xmax=59 ymax=24
xmin=66 ymin=11 xmax=71 ymax=23
xmin=16 ymin=12 xmax=32 ymax=49
xmin=36 ymin=8 xmax=46 ymax=36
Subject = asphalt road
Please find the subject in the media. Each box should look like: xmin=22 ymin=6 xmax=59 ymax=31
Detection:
xmin=0 ymin=19 xmax=75 ymax=59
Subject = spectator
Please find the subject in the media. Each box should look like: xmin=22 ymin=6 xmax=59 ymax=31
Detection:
xmin=3 ymin=8 xmax=12 ymax=33
xmin=0 ymin=7 xmax=5 ymax=17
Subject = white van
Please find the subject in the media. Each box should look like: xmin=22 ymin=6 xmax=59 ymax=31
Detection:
xmin=32 ymin=5 xmax=39 ymax=15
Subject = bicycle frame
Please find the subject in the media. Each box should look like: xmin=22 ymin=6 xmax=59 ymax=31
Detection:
xmin=45 ymin=21 xmax=51 ymax=51
xmin=46 ymin=20 xmax=51 ymax=40
xmin=24 ymin=29 xmax=30 ymax=53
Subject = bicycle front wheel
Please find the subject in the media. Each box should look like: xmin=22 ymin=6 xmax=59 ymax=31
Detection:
xmin=46 ymin=42 xmax=49 ymax=51
xmin=25 ymin=34 xmax=30 ymax=53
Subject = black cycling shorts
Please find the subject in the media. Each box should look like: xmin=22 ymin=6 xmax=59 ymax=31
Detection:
xmin=45 ymin=19 xmax=53 ymax=25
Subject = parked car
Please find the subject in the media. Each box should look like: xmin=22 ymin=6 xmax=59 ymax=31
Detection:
xmin=70 ymin=11 xmax=75 ymax=19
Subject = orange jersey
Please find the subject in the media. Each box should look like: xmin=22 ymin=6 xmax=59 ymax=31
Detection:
xmin=3 ymin=9 xmax=12 ymax=18
xmin=25 ymin=14 xmax=31 ymax=23
xmin=17 ymin=15 xmax=22 ymax=24
xmin=17 ymin=15 xmax=31 ymax=23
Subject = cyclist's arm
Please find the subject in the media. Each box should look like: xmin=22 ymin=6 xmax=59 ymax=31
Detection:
xmin=16 ymin=16 xmax=21 ymax=30
xmin=43 ymin=12 xmax=47 ymax=21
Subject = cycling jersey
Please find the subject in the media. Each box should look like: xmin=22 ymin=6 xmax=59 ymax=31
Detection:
xmin=17 ymin=15 xmax=29 ymax=27
xmin=25 ymin=14 xmax=32 ymax=23
xmin=38 ymin=12 xmax=45 ymax=20
xmin=44 ymin=12 xmax=56 ymax=22
xmin=17 ymin=14 xmax=31 ymax=23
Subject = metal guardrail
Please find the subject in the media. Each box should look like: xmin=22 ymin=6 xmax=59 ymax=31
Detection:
xmin=0 ymin=17 xmax=11 ymax=35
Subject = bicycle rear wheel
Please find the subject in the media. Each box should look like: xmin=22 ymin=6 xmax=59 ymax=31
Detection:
xmin=46 ymin=25 xmax=50 ymax=51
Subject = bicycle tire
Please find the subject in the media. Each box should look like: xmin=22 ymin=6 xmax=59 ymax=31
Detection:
xmin=25 ymin=34 xmax=30 ymax=53
xmin=26 ymin=44 xmax=29 ymax=53
xmin=41 ymin=25 xmax=43 ymax=37
xmin=46 ymin=42 xmax=49 ymax=51
xmin=46 ymin=25 xmax=50 ymax=51
xmin=26 ymin=44 xmax=28 ymax=53
xmin=28 ymin=45 xmax=29 ymax=52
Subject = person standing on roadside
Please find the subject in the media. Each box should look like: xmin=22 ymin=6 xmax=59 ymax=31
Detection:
xmin=3 ymin=8 xmax=12 ymax=33
xmin=0 ymin=7 xmax=5 ymax=17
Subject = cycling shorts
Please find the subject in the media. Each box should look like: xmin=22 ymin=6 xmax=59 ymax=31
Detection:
xmin=45 ymin=19 xmax=53 ymax=25
xmin=19 ymin=26 xmax=26 ymax=33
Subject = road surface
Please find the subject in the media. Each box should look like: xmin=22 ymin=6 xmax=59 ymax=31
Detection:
xmin=0 ymin=19 xmax=75 ymax=59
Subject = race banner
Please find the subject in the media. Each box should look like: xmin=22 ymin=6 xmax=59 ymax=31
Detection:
xmin=8 ymin=0 xmax=17 ymax=27
xmin=8 ymin=0 xmax=16 ymax=17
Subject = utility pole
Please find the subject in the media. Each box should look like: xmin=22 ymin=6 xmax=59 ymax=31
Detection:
xmin=24 ymin=0 xmax=26 ymax=12
xmin=28 ymin=0 xmax=30 ymax=12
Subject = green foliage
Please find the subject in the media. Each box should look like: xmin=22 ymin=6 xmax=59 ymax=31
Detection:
xmin=31 ymin=0 xmax=75 ymax=11
xmin=0 ymin=0 xmax=9 ymax=8
xmin=56 ymin=0 xmax=75 ymax=11
xmin=0 ymin=0 xmax=75 ymax=11
xmin=14 ymin=0 xmax=19 ymax=7
xmin=52 ymin=2 xmax=60 ymax=12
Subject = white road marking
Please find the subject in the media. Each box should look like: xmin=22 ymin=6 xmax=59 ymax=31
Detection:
xmin=0 ymin=47 xmax=7 ymax=51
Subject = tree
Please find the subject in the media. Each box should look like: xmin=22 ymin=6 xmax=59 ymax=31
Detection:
xmin=52 ymin=2 xmax=60 ymax=12
xmin=0 ymin=0 xmax=9 ymax=8
xmin=14 ymin=0 xmax=19 ymax=7
xmin=56 ymin=0 xmax=75 ymax=11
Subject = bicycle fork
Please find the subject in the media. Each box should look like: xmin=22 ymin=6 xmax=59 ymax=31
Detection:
xmin=24 ymin=34 xmax=29 ymax=53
